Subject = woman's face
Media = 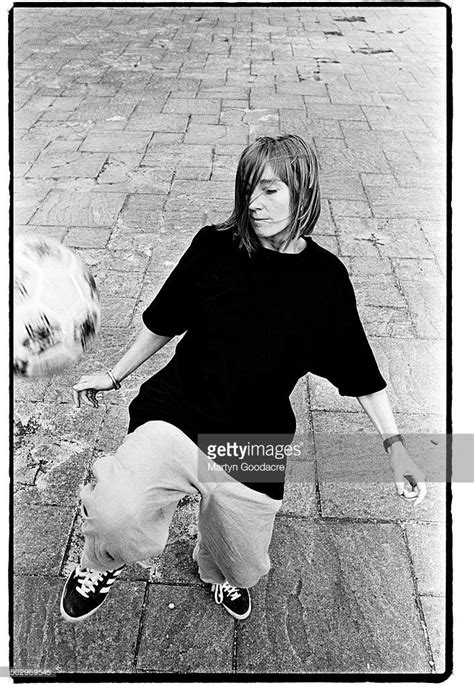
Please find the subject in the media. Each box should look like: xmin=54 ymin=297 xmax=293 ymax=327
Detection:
xmin=248 ymin=163 xmax=291 ymax=242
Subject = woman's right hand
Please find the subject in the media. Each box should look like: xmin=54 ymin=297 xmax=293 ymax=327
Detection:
xmin=72 ymin=372 xmax=115 ymax=409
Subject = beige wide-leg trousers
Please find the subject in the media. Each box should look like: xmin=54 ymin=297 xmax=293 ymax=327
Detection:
xmin=79 ymin=421 xmax=282 ymax=588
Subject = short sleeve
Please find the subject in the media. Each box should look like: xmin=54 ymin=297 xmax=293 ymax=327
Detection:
xmin=142 ymin=226 xmax=210 ymax=337
xmin=310 ymin=261 xmax=387 ymax=397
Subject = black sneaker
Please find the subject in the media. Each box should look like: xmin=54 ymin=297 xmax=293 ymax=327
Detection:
xmin=211 ymin=581 xmax=252 ymax=620
xmin=60 ymin=564 xmax=124 ymax=623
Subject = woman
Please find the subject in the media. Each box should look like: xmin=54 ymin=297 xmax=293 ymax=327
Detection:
xmin=60 ymin=134 xmax=426 ymax=624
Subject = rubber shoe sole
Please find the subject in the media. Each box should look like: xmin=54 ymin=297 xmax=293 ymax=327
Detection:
xmin=222 ymin=597 xmax=252 ymax=620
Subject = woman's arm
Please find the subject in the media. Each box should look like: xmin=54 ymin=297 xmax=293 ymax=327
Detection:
xmin=72 ymin=325 xmax=172 ymax=408
xmin=111 ymin=326 xmax=172 ymax=384
xmin=356 ymin=388 xmax=399 ymax=438
xmin=357 ymin=389 xmax=427 ymax=504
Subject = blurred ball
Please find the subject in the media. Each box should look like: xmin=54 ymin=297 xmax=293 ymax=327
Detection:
xmin=14 ymin=235 xmax=101 ymax=378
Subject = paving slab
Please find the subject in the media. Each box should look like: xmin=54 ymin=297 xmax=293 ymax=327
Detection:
xmin=320 ymin=173 xmax=366 ymax=201
xmin=317 ymin=138 xmax=391 ymax=174
xmin=236 ymin=518 xmax=430 ymax=674
xmin=66 ymin=98 xmax=135 ymax=125
xmin=405 ymin=523 xmax=446 ymax=596
xmin=280 ymin=111 xmax=343 ymax=139
xmin=158 ymin=496 xmax=202 ymax=585
xmin=351 ymin=275 xmax=406 ymax=308
xmin=185 ymin=123 xmax=249 ymax=145
xmin=304 ymin=102 xmax=366 ymax=121
xmin=13 ymin=576 xmax=146 ymax=676
xmin=65 ymin=225 xmax=112 ymax=248
xmin=92 ymin=403 xmax=131 ymax=455
xmin=280 ymin=460 xmax=319 ymax=517
xmin=14 ymin=498 xmax=76 ymax=574
xmin=88 ymin=247 xmax=150 ymax=274
xmin=354 ymin=305 xmax=415 ymax=338
xmin=370 ymin=338 xmax=446 ymax=416
xmin=117 ymin=193 xmax=166 ymax=232
xmin=174 ymin=164 xmax=212 ymax=182
xmin=375 ymin=219 xmax=436 ymax=259
xmin=308 ymin=414 xmax=447 ymax=521
xmin=14 ymin=179 xmax=55 ymax=225
xmin=25 ymin=151 xmax=107 ymax=179
xmin=13 ymin=374 xmax=53 ymax=404
xmin=136 ymin=584 xmax=234 ymax=673
xmin=398 ymin=279 xmax=446 ymax=339
xmin=170 ymin=180 xmax=234 ymax=200
xmin=391 ymin=257 xmax=445 ymax=282
xmin=330 ymin=199 xmax=373 ymax=218
xmin=95 ymin=152 xmax=143 ymax=184
xmin=365 ymin=187 xmax=445 ymax=220
xmin=148 ymin=140 xmax=215 ymax=164
xmin=100 ymin=165 xmax=174 ymax=194
xmin=420 ymin=595 xmax=447 ymax=674
xmin=13 ymin=224 xmax=71 ymax=245
xmin=316 ymin=468 xmax=446 ymax=525
xmin=99 ymin=296 xmax=137 ymax=327
xmin=326 ymin=84 xmax=385 ymax=106
xmin=81 ymin=132 xmax=152 ymax=153
xmin=362 ymin=105 xmax=429 ymax=133
xmin=308 ymin=339 xmax=446 ymax=416
xmin=384 ymin=169 xmax=444 ymax=192
xmin=419 ymin=222 xmax=447 ymax=272
xmin=127 ymin=107 xmax=187 ymax=132
xmin=311 ymin=409 xmax=446 ymax=435
xmin=14 ymin=399 xmax=105 ymax=474
xmin=163 ymin=98 xmax=221 ymax=115
xmin=14 ymin=437 xmax=90 ymax=507
xmin=360 ymin=172 xmax=398 ymax=187
xmin=98 ymin=269 xmax=144 ymax=300
xmin=31 ymin=190 xmax=126 ymax=227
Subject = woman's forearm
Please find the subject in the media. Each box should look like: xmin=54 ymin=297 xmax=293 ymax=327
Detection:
xmin=111 ymin=326 xmax=172 ymax=383
xmin=356 ymin=389 xmax=399 ymax=439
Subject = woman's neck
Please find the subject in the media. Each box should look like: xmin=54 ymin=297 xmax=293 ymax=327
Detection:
xmin=258 ymin=235 xmax=307 ymax=254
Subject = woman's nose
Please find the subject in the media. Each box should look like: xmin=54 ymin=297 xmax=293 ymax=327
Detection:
xmin=249 ymin=189 xmax=264 ymax=210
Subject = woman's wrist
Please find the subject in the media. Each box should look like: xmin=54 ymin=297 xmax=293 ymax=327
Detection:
xmin=106 ymin=369 xmax=122 ymax=390
xmin=382 ymin=433 xmax=405 ymax=453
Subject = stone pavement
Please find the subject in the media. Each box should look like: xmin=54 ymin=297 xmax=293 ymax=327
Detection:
xmin=12 ymin=4 xmax=448 ymax=678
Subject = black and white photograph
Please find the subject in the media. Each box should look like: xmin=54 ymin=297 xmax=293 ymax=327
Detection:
xmin=11 ymin=1 xmax=449 ymax=679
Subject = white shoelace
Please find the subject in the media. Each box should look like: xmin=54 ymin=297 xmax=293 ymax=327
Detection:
xmin=213 ymin=581 xmax=242 ymax=604
xmin=74 ymin=566 xmax=120 ymax=598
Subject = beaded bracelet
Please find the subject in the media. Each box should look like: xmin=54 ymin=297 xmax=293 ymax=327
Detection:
xmin=106 ymin=369 xmax=121 ymax=390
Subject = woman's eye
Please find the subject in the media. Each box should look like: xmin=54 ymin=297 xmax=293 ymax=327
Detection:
xmin=266 ymin=189 xmax=277 ymax=194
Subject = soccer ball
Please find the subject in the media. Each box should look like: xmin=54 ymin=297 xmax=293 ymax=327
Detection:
xmin=14 ymin=235 xmax=101 ymax=377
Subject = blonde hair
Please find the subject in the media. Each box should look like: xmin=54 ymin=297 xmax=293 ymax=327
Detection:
xmin=217 ymin=134 xmax=321 ymax=255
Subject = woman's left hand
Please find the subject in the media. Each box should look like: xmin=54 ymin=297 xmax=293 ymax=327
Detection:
xmin=388 ymin=442 xmax=427 ymax=505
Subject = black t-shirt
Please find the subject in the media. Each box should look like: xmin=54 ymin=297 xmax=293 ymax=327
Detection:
xmin=128 ymin=225 xmax=386 ymax=499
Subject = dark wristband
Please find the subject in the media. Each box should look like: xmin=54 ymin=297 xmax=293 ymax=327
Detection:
xmin=383 ymin=434 xmax=405 ymax=453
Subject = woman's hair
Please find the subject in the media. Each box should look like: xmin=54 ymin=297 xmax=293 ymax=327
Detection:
xmin=216 ymin=134 xmax=321 ymax=255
